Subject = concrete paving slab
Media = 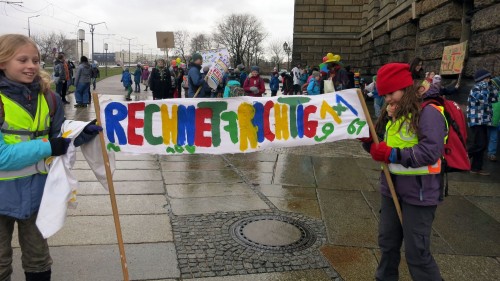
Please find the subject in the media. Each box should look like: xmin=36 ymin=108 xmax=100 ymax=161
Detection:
xmin=161 ymin=159 xmax=231 ymax=171
xmin=166 ymin=183 xmax=254 ymax=198
xmin=320 ymin=245 xmax=379 ymax=281
xmin=12 ymin=243 xmax=179 ymax=281
xmin=170 ymin=195 xmax=269 ymax=215
xmin=72 ymin=160 xmax=160 ymax=170
xmin=450 ymin=180 xmax=500 ymax=197
xmin=66 ymin=195 xmax=167 ymax=216
xmin=258 ymin=185 xmax=317 ymax=199
xmin=466 ymin=196 xmax=500 ymax=223
xmin=314 ymin=157 xmax=373 ymax=191
xmin=75 ymin=169 xmax=163 ymax=181
xmin=230 ymin=161 xmax=276 ymax=172
xmin=18 ymin=215 xmax=171 ymax=247
xmin=159 ymin=154 xmax=223 ymax=162
xmin=435 ymin=253 xmax=500 ymax=281
xmin=318 ymin=190 xmax=378 ymax=247
xmin=373 ymin=251 xmax=412 ymax=281
xmin=225 ymin=152 xmax=279 ymax=163
xmin=274 ymin=154 xmax=316 ymax=187
xmin=187 ymin=269 xmax=331 ymax=281
xmin=242 ymin=171 xmax=274 ymax=185
xmin=162 ymin=170 xmax=243 ymax=184
xmin=433 ymin=196 xmax=500 ymax=256
xmin=77 ymin=181 xmax=165 ymax=195
xmin=267 ymin=197 xmax=322 ymax=219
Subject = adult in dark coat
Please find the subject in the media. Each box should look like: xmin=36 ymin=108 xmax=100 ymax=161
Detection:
xmin=149 ymin=59 xmax=172 ymax=99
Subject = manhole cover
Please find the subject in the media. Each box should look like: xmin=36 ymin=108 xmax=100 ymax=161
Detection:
xmin=230 ymin=215 xmax=316 ymax=252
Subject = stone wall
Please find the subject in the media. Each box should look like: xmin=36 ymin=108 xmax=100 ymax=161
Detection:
xmin=293 ymin=0 xmax=500 ymax=81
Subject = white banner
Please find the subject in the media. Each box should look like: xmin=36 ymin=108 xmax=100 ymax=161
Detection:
xmin=100 ymin=89 xmax=369 ymax=155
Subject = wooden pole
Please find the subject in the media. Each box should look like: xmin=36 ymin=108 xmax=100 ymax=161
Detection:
xmin=193 ymin=75 xmax=209 ymax=98
xmin=92 ymin=92 xmax=130 ymax=280
xmin=356 ymin=89 xmax=403 ymax=224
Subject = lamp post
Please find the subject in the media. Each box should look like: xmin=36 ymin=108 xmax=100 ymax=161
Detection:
xmin=78 ymin=21 xmax=106 ymax=62
xmin=78 ymin=29 xmax=85 ymax=61
xmin=104 ymin=43 xmax=108 ymax=77
xmin=283 ymin=42 xmax=291 ymax=71
xmin=122 ymin=37 xmax=135 ymax=67
xmin=27 ymin=15 xmax=40 ymax=38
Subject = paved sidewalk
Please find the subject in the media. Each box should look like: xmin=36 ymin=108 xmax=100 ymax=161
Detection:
xmin=10 ymin=75 xmax=500 ymax=280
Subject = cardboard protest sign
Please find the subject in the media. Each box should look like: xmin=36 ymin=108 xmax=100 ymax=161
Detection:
xmin=440 ymin=41 xmax=467 ymax=75
xmin=100 ymin=89 xmax=369 ymax=155
xmin=156 ymin=32 xmax=175 ymax=49
xmin=199 ymin=48 xmax=231 ymax=90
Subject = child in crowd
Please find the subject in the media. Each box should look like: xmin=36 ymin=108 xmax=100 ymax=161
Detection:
xmin=269 ymin=71 xmax=280 ymax=97
xmin=361 ymin=63 xmax=446 ymax=281
xmin=0 ymin=33 xmax=100 ymax=281
xmin=133 ymin=64 xmax=142 ymax=93
xmin=466 ymin=69 xmax=498 ymax=174
xmin=141 ymin=66 xmax=150 ymax=91
xmin=243 ymin=66 xmax=265 ymax=97
xmin=121 ymin=68 xmax=133 ymax=101
xmin=306 ymin=71 xmax=321 ymax=95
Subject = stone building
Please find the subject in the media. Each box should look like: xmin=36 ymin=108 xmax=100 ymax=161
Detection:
xmin=293 ymin=0 xmax=499 ymax=81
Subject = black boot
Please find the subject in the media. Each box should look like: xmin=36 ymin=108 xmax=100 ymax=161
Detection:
xmin=25 ymin=270 xmax=51 ymax=281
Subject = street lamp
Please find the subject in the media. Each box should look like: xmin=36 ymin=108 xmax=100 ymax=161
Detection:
xmin=283 ymin=42 xmax=291 ymax=71
xmin=78 ymin=29 xmax=85 ymax=61
xmin=104 ymin=43 xmax=108 ymax=77
xmin=79 ymin=21 xmax=106 ymax=62
xmin=122 ymin=37 xmax=135 ymax=67
xmin=27 ymin=15 xmax=39 ymax=38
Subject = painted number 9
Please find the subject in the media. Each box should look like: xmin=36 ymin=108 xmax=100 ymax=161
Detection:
xmin=348 ymin=118 xmax=367 ymax=135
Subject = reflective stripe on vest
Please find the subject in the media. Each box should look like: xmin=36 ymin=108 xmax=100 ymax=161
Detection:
xmin=385 ymin=105 xmax=447 ymax=176
xmin=0 ymin=92 xmax=50 ymax=180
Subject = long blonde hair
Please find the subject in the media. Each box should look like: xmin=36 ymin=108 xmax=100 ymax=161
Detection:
xmin=0 ymin=34 xmax=52 ymax=94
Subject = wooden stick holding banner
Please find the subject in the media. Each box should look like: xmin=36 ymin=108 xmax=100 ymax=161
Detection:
xmin=92 ymin=92 xmax=130 ymax=280
xmin=193 ymin=75 xmax=209 ymax=98
xmin=357 ymin=89 xmax=403 ymax=224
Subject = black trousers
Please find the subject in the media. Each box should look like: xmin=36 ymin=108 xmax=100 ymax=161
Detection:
xmin=376 ymin=195 xmax=442 ymax=281
xmin=468 ymin=125 xmax=488 ymax=171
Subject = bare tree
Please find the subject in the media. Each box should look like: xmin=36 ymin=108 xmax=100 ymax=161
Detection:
xmin=213 ymin=13 xmax=266 ymax=66
xmin=190 ymin=33 xmax=213 ymax=53
xmin=32 ymin=32 xmax=67 ymax=62
xmin=174 ymin=30 xmax=190 ymax=63
xmin=268 ymin=39 xmax=285 ymax=70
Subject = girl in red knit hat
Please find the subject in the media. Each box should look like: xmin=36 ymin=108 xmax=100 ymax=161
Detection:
xmin=362 ymin=63 xmax=446 ymax=281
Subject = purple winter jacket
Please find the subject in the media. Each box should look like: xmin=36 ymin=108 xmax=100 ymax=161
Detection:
xmin=365 ymin=90 xmax=447 ymax=206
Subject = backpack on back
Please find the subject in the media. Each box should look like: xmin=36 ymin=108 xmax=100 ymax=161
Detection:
xmin=423 ymin=97 xmax=470 ymax=172
xmin=228 ymin=85 xmax=245 ymax=97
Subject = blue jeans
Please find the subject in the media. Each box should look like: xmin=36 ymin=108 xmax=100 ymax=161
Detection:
xmin=75 ymin=82 xmax=90 ymax=104
xmin=488 ymin=125 xmax=499 ymax=156
xmin=374 ymin=96 xmax=384 ymax=118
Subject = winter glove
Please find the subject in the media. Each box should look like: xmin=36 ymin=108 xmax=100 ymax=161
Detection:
xmin=250 ymin=86 xmax=258 ymax=93
xmin=74 ymin=120 xmax=103 ymax=147
xmin=49 ymin=137 xmax=71 ymax=156
xmin=370 ymin=142 xmax=394 ymax=163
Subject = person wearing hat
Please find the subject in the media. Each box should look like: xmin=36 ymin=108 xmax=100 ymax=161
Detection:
xmin=466 ymin=69 xmax=498 ymax=174
xmin=242 ymin=66 xmax=265 ymax=97
xmin=187 ymin=53 xmax=205 ymax=98
xmin=149 ymin=59 xmax=172 ymax=99
xmin=360 ymin=63 xmax=447 ymax=281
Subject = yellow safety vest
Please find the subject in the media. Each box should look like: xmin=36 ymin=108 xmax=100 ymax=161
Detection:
xmin=0 ymin=92 xmax=51 ymax=180
xmin=385 ymin=104 xmax=447 ymax=175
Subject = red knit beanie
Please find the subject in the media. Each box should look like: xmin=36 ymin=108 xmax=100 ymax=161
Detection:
xmin=376 ymin=63 xmax=414 ymax=96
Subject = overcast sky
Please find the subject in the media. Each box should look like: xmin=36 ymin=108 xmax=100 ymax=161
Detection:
xmin=0 ymin=0 xmax=294 ymax=56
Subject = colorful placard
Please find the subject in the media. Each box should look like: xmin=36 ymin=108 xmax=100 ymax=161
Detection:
xmin=199 ymin=48 xmax=231 ymax=90
xmin=440 ymin=41 xmax=467 ymax=75
xmin=100 ymin=89 xmax=369 ymax=155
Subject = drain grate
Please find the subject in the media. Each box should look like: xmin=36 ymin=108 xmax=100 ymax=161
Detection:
xmin=230 ymin=215 xmax=316 ymax=253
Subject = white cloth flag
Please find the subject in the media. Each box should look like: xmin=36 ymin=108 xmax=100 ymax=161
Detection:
xmin=36 ymin=120 xmax=115 ymax=238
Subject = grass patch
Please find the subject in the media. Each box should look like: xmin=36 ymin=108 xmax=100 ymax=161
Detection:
xmin=45 ymin=67 xmax=124 ymax=92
